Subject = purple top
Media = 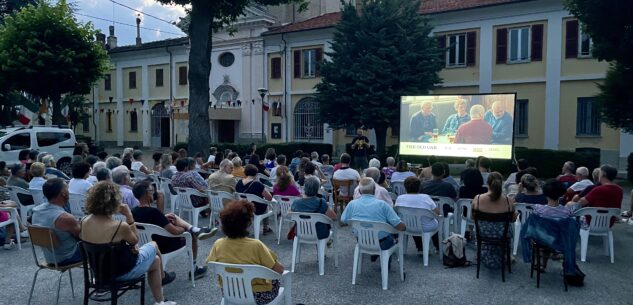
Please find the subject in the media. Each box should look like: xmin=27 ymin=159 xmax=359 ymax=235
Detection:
xmin=272 ymin=183 xmax=301 ymax=197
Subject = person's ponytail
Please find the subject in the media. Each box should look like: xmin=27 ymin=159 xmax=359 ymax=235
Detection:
xmin=487 ymin=172 xmax=503 ymax=201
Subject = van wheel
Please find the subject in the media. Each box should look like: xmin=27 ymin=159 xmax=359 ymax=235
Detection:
xmin=57 ymin=158 xmax=72 ymax=175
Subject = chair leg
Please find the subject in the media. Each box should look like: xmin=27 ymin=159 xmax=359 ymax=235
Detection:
xmin=380 ymin=253 xmax=389 ymax=290
xmin=530 ymin=244 xmax=535 ymax=279
xmin=277 ymin=218 xmax=283 ymax=245
xmin=318 ymin=240 xmax=326 ymax=276
xmin=423 ymin=233 xmax=430 ymax=267
xmin=254 ymin=217 xmax=261 ymax=240
xmin=69 ymin=269 xmax=75 ymax=298
xmin=192 ymin=210 xmax=199 ymax=228
xmin=476 ymin=241 xmax=481 ymax=279
xmin=501 ymin=244 xmax=506 ymax=282
xmin=111 ymin=288 xmax=117 ymax=305
xmin=190 ymin=249 xmax=195 ymax=288
xmin=56 ymin=271 xmax=64 ymax=305
xmin=28 ymin=268 xmax=43 ymax=305
xmin=536 ymin=246 xmax=541 ymax=288
xmin=140 ymin=278 xmax=145 ymax=305
xmin=352 ymin=246 xmax=359 ymax=285
xmin=579 ymin=230 xmax=588 ymax=262
xmin=291 ymin=238 xmax=298 ymax=273
xmin=507 ymin=243 xmax=512 ymax=274
xmin=608 ymin=231 xmax=614 ymax=263
xmin=513 ymin=222 xmax=521 ymax=256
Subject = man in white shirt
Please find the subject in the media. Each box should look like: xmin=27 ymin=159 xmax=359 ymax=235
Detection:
xmin=112 ymin=165 xmax=141 ymax=209
xmin=310 ymin=151 xmax=322 ymax=166
xmin=68 ymin=162 xmax=93 ymax=195
xmin=130 ymin=150 xmax=151 ymax=174
xmin=332 ymin=153 xmax=360 ymax=196
xmin=353 ymin=167 xmax=392 ymax=205
xmin=562 ymin=166 xmax=594 ymax=202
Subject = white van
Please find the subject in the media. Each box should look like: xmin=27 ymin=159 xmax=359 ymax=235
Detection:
xmin=0 ymin=126 xmax=77 ymax=173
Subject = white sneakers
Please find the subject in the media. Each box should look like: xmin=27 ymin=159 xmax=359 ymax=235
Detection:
xmin=20 ymin=230 xmax=29 ymax=238
xmin=3 ymin=241 xmax=15 ymax=250
xmin=155 ymin=301 xmax=177 ymax=305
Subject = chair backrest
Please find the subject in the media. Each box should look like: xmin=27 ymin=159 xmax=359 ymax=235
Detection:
xmin=473 ymin=211 xmax=514 ymax=240
xmin=79 ymin=241 xmax=122 ymax=290
xmin=29 ymin=188 xmax=47 ymax=206
xmin=273 ymin=195 xmax=300 ymax=218
xmin=390 ymin=181 xmax=406 ymax=196
xmin=394 ymin=206 xmax=439 ymax=234
xmin=27 ymin=225 xmax=60 ymax=267
xmin=131 ymin=170 xmax=148 ymax=181
xmin=348 ymin=220 xmax=398 ymax=252
xmin=237 ymin=193 xmax=271 ymax=207
xmin=68 ymin=193 xmax=87 ymax=218
xmin=514 ymin=203 xmax=535 ymax=225
xmin=208 ymin=190 xmax=236 ymax=214
xmin=432 ymin=196 xmax=457 ymax=215
xmin=288 ymin=212 xmax=333 ymax=242
xmin=332 ymin=179 xmax=355 ymax=202
xmin=456 ymin=198 xmax=473 ymax=221
xmin=322 ymin=173 xmax=333 ymax=191
xmin=256 ymin=173 xmax=273 ymax=187
xmin=7 ymin=186 xmax=31 ymax=207
xmin=0 ymin=207 xmax=18 ymax=226
xmin=574 ymin=207 xmax=620 ymax=233
xmin=175 ymin=187 xmax=206 ymax=210
xmin=210 ymin=262 xmax=282 ymax=305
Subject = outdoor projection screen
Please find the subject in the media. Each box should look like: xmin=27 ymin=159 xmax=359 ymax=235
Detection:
xmin=399 ymin=94 xmax=516 ymax=159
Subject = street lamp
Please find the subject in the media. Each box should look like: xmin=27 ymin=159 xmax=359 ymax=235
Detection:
xmin=258 ymin=88 xmax=268 ymax=144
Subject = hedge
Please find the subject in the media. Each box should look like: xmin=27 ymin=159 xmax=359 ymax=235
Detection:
xmin=174 ymin=142 xmax=333 ymax=161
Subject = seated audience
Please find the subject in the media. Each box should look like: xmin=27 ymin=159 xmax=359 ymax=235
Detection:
xmin=291 ymin=177 xmax=337 ymax=239
xmin=41 ymin=155 xmax=70 ymax=180
xmin=7 ymin=164 xmax=34 ymax=205
xmin=459 ymin=168 xmax=487 ymax=199
xmin=534 ymin=179 xmax=573 ymax=219
xmin=31 ymin=178 xmax=80 ymax=264
xmin=395 ymin=176 xmax=440 ymax=252
xmin=288 ymin=150 xmax=303 ymax=175
xmin=577 ymin=167 xmax=601 ymax=199
xmin=88 ymin=161 xmax=107 ymax=184
xmin=236 ymin=164 xmax=273 ymax=234
xmin=272 ymin=166 xmax=301 ymax=197
xmin=171 ymin=158 xmax=208 ymax=209
xmin=353 ymin=167 xmax=393 ymax=205
xmin=96 ymin=151 xmax=108 ymax=162
xmin=301 ymin=161 xmax=326 ymax=186
xmin=440 ymin=162 xmax=459 ymax=193
xmin=382 ymin=157 xmax=397 ymax=181
xmin=105 ymin=156 xmax=123 ymax=170
xmin=557 ymin=161 xmax=577 ymax=187
xmin=332 ymin=153 xmax=360 ymax=197
xmin=68 ymin=162 xmax=93 ymax=196
xmin=472 ymin=172 xmax=516 ymax=269
xmin=563 ymin=166 xmax=593 ymax=202
xmin=503 ymin=158 xmax=528 ymax=194
xmin=28 ymin=162 xmax=47 ymax=190
xmin=132 ymin=181 xmax=216 ymax=279
xmin=206 ymin=159 xmax=237 ymax=193
xmin=477 ymin=156 xmax=492 ymax=183
xmin=112 ymin=165 xmax=140 ymax=209
xmin=422 ymin=163 xmax=457 ymax=202
xmin=207 ymin=200 xmax=284 ymax=304
xmin=268 ymin=155 xmax=286 ymax=182
xmin=310 ymin=151 xmax=322 ymax=167
xmin=567 ymin=165 xmax=623 ymax=220
xmin=94 ymin=167 xmax=112 ymax=182
xmin=293 ymin=158 xmax=310 ymax=186
xmin=320 ymin=154 xmax=334 ymax=177
xmin=390 ymin=160 xmax=416 ymax=183
xmin=264 ymin=149 xmax=277 ymax=170
xmin=1 ymin=199 xmax=28 ymax=249
xmin=80 ymin=181 xmax=177 ymax=305
xmin=159 ymin=154 xmax=174 ymax=179
xmin=152 ymin=152 xmax=163 ymax=172
xmin=131 ymin=150 xmax=152 ymax=174
xmin=122 ymin=152 xmax=133 ymax=170
xmin=231 ymin=157 xmax=246 ymax=178
xmin=248 ymin=154 xmax=269 ymax=177
xmin=513 ymin=174 xmax=547 ymax=204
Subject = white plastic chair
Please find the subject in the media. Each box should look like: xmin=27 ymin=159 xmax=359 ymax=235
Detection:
xmin=7 ymin=186 xmax=35 ymax=225
xmin=68 ymin=193 xmax=86 ymax=219
xmin=160 ymin=177 xmax=179 ymax=213
xmin=431 ymin=196 xmax=456 ymax=239
xmin=288 ymin=212 xmax=338 ymax=275
xmin=458 ymin=199 xmax=474 ymax=237
xmin=136 ymin=222 xmax=195 ymax=287
xmin=0 ymin=207 xmax=21 ymax=250
xmin=28 ymin=188 xmax=47 ymax=206
xmin=207 ymin=190 xmax=235 ymax=228
xmin=512 ymin=203 xmax=535 ymax=255
xmin=395 ymin=206 xmax=443 ymax=266
xmin=272 ymin=195 xmax=300 ymax=244
xmin=237 ymin=193 xmax=276 ymax=240
xmin=209 ymin=262 xmax=292 ymax=305
xmin=574 ymin=207 xmax=620 ymax=263
xmin=131 ymin=170 xmax=148 ymax=182
xmin=256 ymin=173 xmax=273 ymax=188
xmin=390 ymin=182 xmax=406 ymax=196
xmin=175 ymin=187 xmax=210 ymax=228
xmin=349 ymin=220 xmax=404 ymax=290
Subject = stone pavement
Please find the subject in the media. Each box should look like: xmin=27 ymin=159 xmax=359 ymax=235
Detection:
xmin=2 ymin=205 xmax=633 ymax=305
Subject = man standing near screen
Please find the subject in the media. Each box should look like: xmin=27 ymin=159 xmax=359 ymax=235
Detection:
xmin=484 ymin=101 xmax=513 ymax=144
xmin=441 ymin=98 xmax=471 ymax=135
xmin=455 ymin=105 xmax=492 ymax=144
xmin=351 ymin=128 xmax=370 ymax=171
xmin=409 ymin=101 xmax=437 ymax=141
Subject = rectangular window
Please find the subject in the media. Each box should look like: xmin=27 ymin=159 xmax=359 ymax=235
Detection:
xmin=179 ymin=66 xmax=188 ymax=85
xmin=82 ymin=117 xmax=89 ymax=133
xmin=508 ymin=27 xmax=530 ymax=63
xmin=302 ymin=49 xmax=316 ymax=78
xmin=130 ymin=110 xmax=138 ymax=132
xmin=106 ymin=111 xmax=112 ymax=132
xmin=447 ymin=34 xmax=466 ymax=67
xmin=576 ymin=97 xmax=600 ymax=136
xmin=104 ymin=74 xmax=111 ymax=91
xmin=37 ymin=132 xmax=71 ymax=147
xmin=129 ymin=71 xmax=136 ymax=89
xmin=514 ymin=99 xmax=529 ymax=137
xmin=579 ymin=29 xmax=593 ymax=57
xmin=271 ymin=57 xmax=281 ymax=79
xmin=155 ymin=69 xmax=164 ymax=87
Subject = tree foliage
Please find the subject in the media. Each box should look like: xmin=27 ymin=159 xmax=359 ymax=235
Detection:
xmin=315 ymin=0 xmax=443 ymax=154
xmin=0 ymin=0 xmax=109 ymax=124
xmin=565 ymin=0 xmax=633 ymax=132
xmin=0 ymin=0 xmax=35 ymax=23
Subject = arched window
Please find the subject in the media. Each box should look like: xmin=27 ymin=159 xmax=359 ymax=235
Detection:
xmin=294 ymin=97 xmax=322 ymax=140
xmin=130 ymin=109 xmax=138 ymax=132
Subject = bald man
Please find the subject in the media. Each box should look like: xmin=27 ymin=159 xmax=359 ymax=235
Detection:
xmin=484 ymin=101 xmax=513 ymax=144
xmin=409 ymin=101 xmax=437 ymax=141
xmin=455 ymin=105 xmax=492 ymax=144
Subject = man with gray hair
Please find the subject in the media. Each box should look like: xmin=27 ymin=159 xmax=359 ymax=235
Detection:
xmin=206 ymin=159 xmax=236 ymax=193
xmin=342 ymin=178 xmax=405 ymax=256
xmin=455 ymin=104 xmax=492 ymax=144
xmin=563 ymin=166 xmax=594 ymax=202
xmin=105 ymin=156 xmax=123 ymax=170
xmin=112 ymin=165 xmax=139 ymax=208
xmin=42 ymin=154 xmax=70 ymax=179
xmin=88 ymin=161 xmax=107 ymax=184
xmin=310 ymin=151 xmax=322 ymax=166
xmin=94 ymin=167 xmax=111 ymax=182
xmin=353 ymin=167 xmax=393 ymax=205
xmin=484 ymin=101 xmax=513 ymax=144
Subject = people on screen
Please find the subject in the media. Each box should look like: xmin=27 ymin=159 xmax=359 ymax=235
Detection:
xmin=484 ymin=101 xmax=513 ymax=144
xmin=441 ymin=98 xmax=470 ymax=135
xmin=409 ymin=101 xmax=437 ymax=141
xmin=455 ymin=105 xmax=492 ymax=144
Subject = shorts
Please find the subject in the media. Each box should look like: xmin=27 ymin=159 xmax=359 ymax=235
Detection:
xmin=116 ymin=243 xmax=157 ymax=282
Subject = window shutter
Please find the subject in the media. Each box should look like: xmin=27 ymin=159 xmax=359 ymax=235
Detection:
xmin=496 ymin=28 xmax=507 ymax=64
xmin=315 ymin=48 xmax=323 ymax=77
xmin=466 ymin=31 xmax=477 ymax=66
xmin=531 ymin=24 xmax=544 ymax=61
xmin=565 ymin=20 xmax=579 ymax=58
xmin=293 ymin=50 xmax=301 ymax=78
xmin=271 ymin=57 xmax=281 ymax=79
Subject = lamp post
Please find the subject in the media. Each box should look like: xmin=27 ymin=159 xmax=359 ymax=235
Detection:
xmin=258 ymin=88 xmax=268 ymax=144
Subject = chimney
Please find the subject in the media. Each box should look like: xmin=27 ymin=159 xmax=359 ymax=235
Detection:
xmin=107 ymin=25 xmax=117 ymax=49
xmin=135 ymin=15 xmax=142 ymax=46
xmin=95 ymin=31 xmax=106 ymax=49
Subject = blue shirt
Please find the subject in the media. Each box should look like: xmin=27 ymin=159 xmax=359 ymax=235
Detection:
xmin=409 ymin=112 xmax=437 ymax=141
xmin=341 ymin=194 xmax=401 ymax=239
xmin=441 ymin=113 xmax=470 ymax=135
xmin=484 ymin=111 xmax=513 ymax=144
xmin=292 ymin=197 xmax=330 ymax=239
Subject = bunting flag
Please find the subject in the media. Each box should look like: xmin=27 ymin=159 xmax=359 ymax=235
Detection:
xmin=18 ymin=105 xmax=34 ymax=125
xmin=129 ymin=98 xmax=134 ymax=105
xmin=263 ymin=100 xmax=269 ymax=112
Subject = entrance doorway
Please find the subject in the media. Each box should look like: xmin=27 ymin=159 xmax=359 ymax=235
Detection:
xmin=218 ymin=120 xmax=235 ymax=143
xmin=151 ymin=103 xmax=170 ymax=147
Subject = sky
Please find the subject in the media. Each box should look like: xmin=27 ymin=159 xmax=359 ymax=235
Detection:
xmin=69 ymin=0 xmax=189 ymax=46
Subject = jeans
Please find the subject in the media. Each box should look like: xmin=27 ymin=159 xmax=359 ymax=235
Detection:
xmin=520 ymin=214 xmax=580 ymax=275
xmin=379 ymin=234 xmax=397 ymax=250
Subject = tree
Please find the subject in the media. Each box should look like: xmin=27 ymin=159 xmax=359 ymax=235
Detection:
xmin=315 ymin=0 xmax=444 ymax=154
xmin=565 ymin=0 xmax=633 ymax=132
xmin=155 ymin=0 xmax=306 ymax=157
xmin=0 ymin=0 xmax=35 ymax=23
xmin=0 ymin=0 xmax=108 ymax=125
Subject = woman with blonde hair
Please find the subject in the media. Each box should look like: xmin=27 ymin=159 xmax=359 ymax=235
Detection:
xmin=272 ymin=166 xmax=301 ymax=197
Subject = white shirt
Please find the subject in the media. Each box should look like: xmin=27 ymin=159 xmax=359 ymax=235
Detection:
xmin=87 ymin=175 xmax=98 ymax=185
xmin=131 ymin=161 xmax=144 ymax=171
xmin=269 ymin=166 xmax=279 ymax=182
xmin=390 ymin=171 xmax=416 ymax=182
xmin=394 ymin=193 xmax=438 ymax=231
xmin=311 ymin=160 xmax=322 ymax=167
xmin=207 ymin=155 xmax=216 ymax=163
xmin=169 ymin=165 xmax=177 ymax=174
xmin=28 ymin=177 xmax=46 ymax=190
xmin=569 ymin=179 xmax=593 ymax=192
xmin=333 ymin=167 xmax=360 ymax=196
xmin=353 ymin=184 xmax=393 ymax=206
xmin=69 ymin=178 xmax=93 ymax=195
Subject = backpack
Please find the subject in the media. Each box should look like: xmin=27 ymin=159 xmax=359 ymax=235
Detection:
xmin=442 ymin=233 xmax=469 ymax=268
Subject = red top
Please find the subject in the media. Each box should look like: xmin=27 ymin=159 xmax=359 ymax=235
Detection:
xmin=455 ymin=119 xmax=492 ymax=144
xmin=558 ymin=175 xmax=577 ymax=185
xmin=585 ymin=184 xmax=623 ymax=226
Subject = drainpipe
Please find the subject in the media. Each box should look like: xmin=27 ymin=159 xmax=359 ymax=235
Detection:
xmin=281 ymin=33 xmax=289 ymax=142
xmin=166 ymin=45 xmax=174 ymax=147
